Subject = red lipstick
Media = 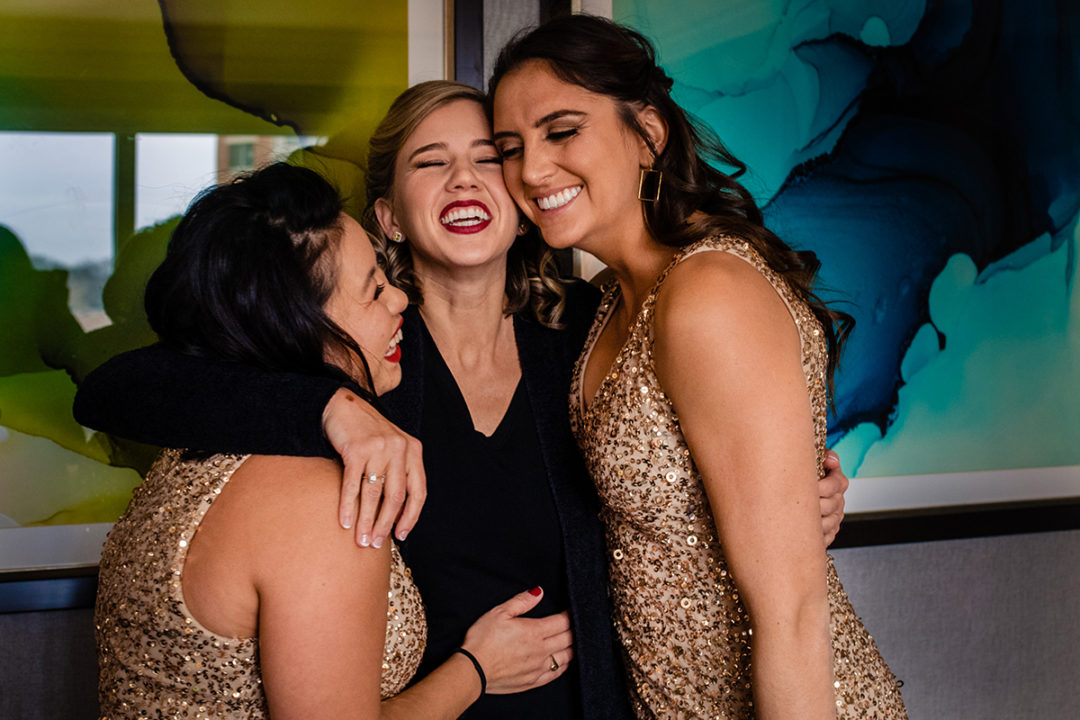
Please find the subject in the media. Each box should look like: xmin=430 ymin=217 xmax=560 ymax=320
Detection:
xmin=439 ymin=200 xmax=493 ymax=235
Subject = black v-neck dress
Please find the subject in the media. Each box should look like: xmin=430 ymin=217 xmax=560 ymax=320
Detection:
xmin=405 ymin=321 xmax=578 ymax=718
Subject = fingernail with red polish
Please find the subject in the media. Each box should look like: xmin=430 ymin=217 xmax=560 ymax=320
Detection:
xmin=528 ymin=586 xmax=542 ymax=596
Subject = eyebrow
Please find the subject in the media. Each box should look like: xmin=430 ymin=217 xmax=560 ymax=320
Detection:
xmin=407 ymin=142 xmax=445 ymax=161
xmin=407 ymin=138 xmax=496 ymax=161
xmin=361 ymin=265 xmax=376 ymax=293
xmin=535 ymin=109 xmax=586 ymax=127
xmin=493 ymin=110 xmax=586 ymax=141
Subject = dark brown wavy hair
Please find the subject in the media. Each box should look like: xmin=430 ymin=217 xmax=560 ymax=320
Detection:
xmin=362 ymin=81 xmax=568 ymax=327
xmin=488 ymin=14 xmax=854 ymax=390
xmin=145 ymin=162 xmax=378 ymax=405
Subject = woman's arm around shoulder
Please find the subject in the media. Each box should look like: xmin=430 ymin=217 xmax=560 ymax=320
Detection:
xmin=652 ymin=251 xmax=836 ymax=720
xmin=73 ymin=343 xmax=342 ymax=455
xmin=76 ymin=344 xmax=427 ymax=546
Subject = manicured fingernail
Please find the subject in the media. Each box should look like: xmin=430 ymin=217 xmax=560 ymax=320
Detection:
xmin=372 ymin=536 xmax=384 ymax=549
xmin=528 ymin=586 xmax=542 ymax=596
xmin=396 ymin=529 xmax=409 ymax=541
xmin=342 ymin=517 xmax=353 ymax=529
xmin=360 ymin=534 xmax=370 ymax=547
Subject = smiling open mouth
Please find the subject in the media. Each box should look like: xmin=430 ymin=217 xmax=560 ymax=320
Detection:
xmin=440 ymin=202 xmax=492 ymax=233
xmin=536 ymin=185 xmax=582 ymax=211
xmin=384 ymin=325 xmax=403 ymax=362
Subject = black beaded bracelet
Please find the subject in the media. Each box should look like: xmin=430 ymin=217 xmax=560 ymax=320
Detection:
xmin=452 ymin=647 xmax=487 ymax=695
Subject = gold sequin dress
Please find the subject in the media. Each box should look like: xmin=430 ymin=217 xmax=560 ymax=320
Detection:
xmin=570 ymin=237 xmax=907 ymax=719
xmin=95 ymin=449 xmax=426 ymax=719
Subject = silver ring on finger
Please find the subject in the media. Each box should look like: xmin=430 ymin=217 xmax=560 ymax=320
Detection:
xmin=549 ymin=655 xmax=559 ymax=672
xmin=368 ymin=473 xmax=384 ymax=484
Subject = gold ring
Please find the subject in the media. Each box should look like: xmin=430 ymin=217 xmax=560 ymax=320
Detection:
xmin=549 ymin=655 xmax=559 ymax=672
xmin=368 ymin=473 xmax=382 ymax=484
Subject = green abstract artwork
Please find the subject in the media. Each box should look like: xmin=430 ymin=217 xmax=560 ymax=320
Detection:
xmin=0 ymin=0 xmax=408 ymax=557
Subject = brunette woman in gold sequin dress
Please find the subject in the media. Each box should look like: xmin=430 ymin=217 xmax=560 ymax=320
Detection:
xmin=93 ymin=164 xmax=572 ymax=719
xmin=488 ymin=16 xmax=908 ymax=720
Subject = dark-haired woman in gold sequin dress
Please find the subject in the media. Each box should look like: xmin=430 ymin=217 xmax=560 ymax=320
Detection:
xmin=489 ymin=15 xmax=907 ymax=720
xmin=94 ymin=163 xmax=572 ymax=719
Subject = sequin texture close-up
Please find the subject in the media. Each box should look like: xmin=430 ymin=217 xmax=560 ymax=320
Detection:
xmin=94 ymin=450 xmax=425 ymax=718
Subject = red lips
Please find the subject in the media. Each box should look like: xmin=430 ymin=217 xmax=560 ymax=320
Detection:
xmin=384 ymin=318 xmax=403 ymax=363
xmin=439 ymin=200 xmax=493 ymax=234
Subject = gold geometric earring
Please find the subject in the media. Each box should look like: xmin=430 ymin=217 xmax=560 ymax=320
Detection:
xmin=390 ymin=231 xmax=404 ymax=243
xmin=516 ymin=221 xmax=529 ymax=236
xmin=638 ymin=168 xmax=662 ymax=202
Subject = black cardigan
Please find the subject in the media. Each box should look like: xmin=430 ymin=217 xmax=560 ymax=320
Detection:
xmin=74 ymin=280 xmax=633 ymax=720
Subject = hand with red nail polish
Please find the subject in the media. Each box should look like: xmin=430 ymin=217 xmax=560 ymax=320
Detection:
xmin=458 ymin=586 xmax=574 ymax=695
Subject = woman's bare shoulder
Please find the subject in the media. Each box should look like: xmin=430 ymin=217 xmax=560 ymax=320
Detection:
xmin=231 ymin=454 xmax=342 ymax=507
xmin=221 ymin=455 xmax=352 ymax=551
xmin=655 ymin=245 xmax=796 ymax=343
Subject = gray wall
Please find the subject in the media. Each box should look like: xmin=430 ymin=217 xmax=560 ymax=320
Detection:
xmin=0 ymin=607 xmax=97 ymax=719
xmin=3 ymin=529 xmax=1079 ymax=719
xmin=831 ymin=529 xmax=1080 ymax=719
xmin=483 ymin=1 xmax=539 ymax=88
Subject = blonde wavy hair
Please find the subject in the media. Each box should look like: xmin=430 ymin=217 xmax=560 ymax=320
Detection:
xmin=362 ymin=80 xmax=568 ymax=328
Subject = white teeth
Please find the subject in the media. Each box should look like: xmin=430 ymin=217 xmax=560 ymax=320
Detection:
xmin=536 ymin=185 xmax=582 ymax=210
xmin=440 ymin=206 xmax=491 ymax=226
xmin=385 ymin=327 xmax=403 ymax=356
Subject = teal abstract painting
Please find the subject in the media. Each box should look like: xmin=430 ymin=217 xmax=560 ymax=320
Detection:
xmin=615 ymin=0 xmax=1080 ymax=507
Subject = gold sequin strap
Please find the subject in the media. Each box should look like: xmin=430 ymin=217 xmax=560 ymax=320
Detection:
xmin=643 ymin=235 xmax=810 ymax=347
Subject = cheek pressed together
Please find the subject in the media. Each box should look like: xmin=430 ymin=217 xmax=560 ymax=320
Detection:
xmin=492 ymin=59 xmax=658 ymax=260
xmin=323 ymin=213 xmax=407 ymax=396
xmin=376 ymin=99 xmax=521 ymax=277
